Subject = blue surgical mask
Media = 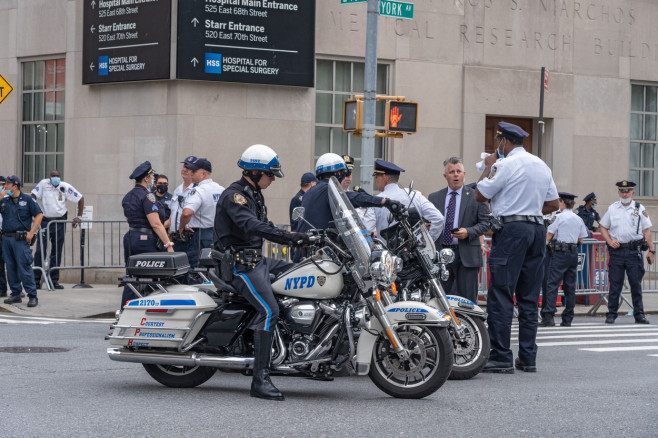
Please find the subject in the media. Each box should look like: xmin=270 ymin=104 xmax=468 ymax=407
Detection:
xmin=592 ymin=203 xmax=597 ymax=209
xmin=50 ymin=177 xmax=61 ymax=186
xmin=147 ymin=177 xmax=155 ymax=190
xmin=496 ymin=139 xmax=505 ymax=159
xmin=5 ymin=189 xmax=13 ymax=197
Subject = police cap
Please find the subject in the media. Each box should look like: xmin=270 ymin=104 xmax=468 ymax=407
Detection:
xmin=373 ymin=159 xmax=405 ymax=176
xmin=300 ymin=172 xmax=318 ymax=185
xmin=6 ymin=175 xmax=21 ymax=187
xmin=0 ymin=175 xmax=6 ymax=184
xmin=343 ymin=155 xmax=355 ymax=169
xmin=496 ymin=121 xmax=529 ymax=144
xmin=129 ymin=161 xmax=155 ymax=180
xmin=181 ymin=156 xmax=199 ymax=167
xmin=616 ymin=180 xmax=636 ymax=190
xmin=185 ymin=157 xmax=212 ymax=172
xmin=583 ymin=192 xmax=596 ymax=202
xmin=558 ymin=192 xmax=576 ymax=200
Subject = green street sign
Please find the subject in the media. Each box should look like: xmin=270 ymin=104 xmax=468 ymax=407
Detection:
xmin=340 ymin=0 xmax=367 ymax=4
xmin=380 ymin=0 xmax=414 ymax=19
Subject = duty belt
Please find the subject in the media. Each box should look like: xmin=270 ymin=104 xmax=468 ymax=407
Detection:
xmin=616 ymin=240 xmax=642 ymax=250
xmin=234 ymin=248 xmax=262 ymax=266
xmin=1 ymin=231 xmax=27 ymax=238
xmin=129 ymin=227 xmax=153 ymax=235
xmin=552 ymin=241 xmax=577 ymax=252
xmin=500 ymin=215 xmax=544 ymax=225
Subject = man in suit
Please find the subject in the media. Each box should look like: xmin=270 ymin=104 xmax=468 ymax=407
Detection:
xmin=429 ymin=157 xmax=490 ymax=302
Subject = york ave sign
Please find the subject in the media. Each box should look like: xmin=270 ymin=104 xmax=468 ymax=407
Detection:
xmin=340 ymin=0 xmax=414 ymax=20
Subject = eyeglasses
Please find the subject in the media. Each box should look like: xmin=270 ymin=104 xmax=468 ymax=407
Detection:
xmin=344 ymin=170 xmax=352 ymax=177
xmin=372 ymin=173 xmax=383 ymax=178
xmin=619 ymin=189 xmax=632 ymax=193
xmin=263 ymin=171 xmax=275 ymax=178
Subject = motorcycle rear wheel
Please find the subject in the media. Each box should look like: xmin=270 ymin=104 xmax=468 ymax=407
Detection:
xmin=143 ymin=364 xmax=216 ymax=388
xmin=449 ymin=312 xmax=490 ymax=380
xmin=369 ymin=325 xmax=453 ymax=399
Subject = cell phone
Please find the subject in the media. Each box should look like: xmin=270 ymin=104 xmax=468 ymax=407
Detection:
xmin=450 ymin=228 xmax=460 ymax=233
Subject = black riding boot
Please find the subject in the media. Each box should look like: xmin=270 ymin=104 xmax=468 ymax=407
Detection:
xmin=250 ymin=330 xmax=284 ymax=401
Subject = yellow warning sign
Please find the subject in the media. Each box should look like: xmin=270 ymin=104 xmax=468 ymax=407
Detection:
xmin=0 ymin=74 xmax=14 ymax=106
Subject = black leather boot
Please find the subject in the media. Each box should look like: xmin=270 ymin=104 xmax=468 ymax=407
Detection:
xmin=250 ymin=330 xmax=284 ymax=401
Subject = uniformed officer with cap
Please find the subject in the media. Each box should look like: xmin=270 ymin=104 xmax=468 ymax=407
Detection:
xmin=178 ymin=157 xmax=224 ymax=275
xmin=0 ymin=176 xmax=7 ymax=297
xmin=0 ymin=175 xmax=43 ymax=307
xmin=371 ymin=159 xmax=444 ymax=242
xmin=476 ymin=121 xmax=559 ymax=373
xmin=341 ymin=155 xmax=355 ymax=190
xmin=169 ymin=156 xmax=196 ymax=252
xmin=577 ymin=192 xmax=601 ymax=233
xmin=289 ymin=172 xmax=317 ymax=233
xmin=540 ymin=192 xmax=588 ymax=327
xmin=120 ymin=161 xmax=174 ymax=308
xmin=599 ymin=180 xmax=652 ymax=324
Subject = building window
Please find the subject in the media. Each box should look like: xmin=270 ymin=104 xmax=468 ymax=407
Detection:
xmin=21 ymin=58 xmax=66 ymax=184
xmin=630 ymin=84 xmax=658 ymax=196
xmin=315 ymin=59 xmax=388 ymax=185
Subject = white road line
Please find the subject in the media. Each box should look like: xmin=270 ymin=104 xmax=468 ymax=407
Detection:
xmin=648 ymin=354 xmax=658 ymax=357
xmin=535 ymin=332 xmax=658 ymax=340
xmin=0 ymin=318 xmax=61 ymax=325
xmin=580 ymin=346 xmax=658 ymax=352
xmin=533 ymin=338 xmax=658 ymax=347
xmin=535 ymin=328 xmax=658 ymax=335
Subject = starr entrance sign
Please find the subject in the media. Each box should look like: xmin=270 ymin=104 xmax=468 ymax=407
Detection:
xmin=0 ymin=74 xmax=14 ymax=106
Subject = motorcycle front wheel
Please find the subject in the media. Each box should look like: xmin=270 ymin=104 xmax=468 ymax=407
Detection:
xmin=143 ymin=364 xmax=216 ymax=388
xmin=449 ymin=312 xmax=490 ymax=380
xmin=369 ymin=325 xmax=453 ymax=399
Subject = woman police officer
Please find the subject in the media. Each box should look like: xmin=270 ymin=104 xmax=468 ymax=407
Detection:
xmin=120 ymin=161 xmax=174 ymax=308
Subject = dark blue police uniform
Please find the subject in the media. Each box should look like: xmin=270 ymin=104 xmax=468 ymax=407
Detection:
xmin=577 ymin=205 xmax=600 ymax=233
xmin=0 ymin=192 xmax=42 ymax=300
xmin=215 ymin=177 xmax=296 ymax=331
xmin=156 ymin=191 xmax=172 ymax=221
xmin=289 ymin=189 xmax=305 ymax=233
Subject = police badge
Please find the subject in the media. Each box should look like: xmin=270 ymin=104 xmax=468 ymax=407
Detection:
xmin=317 ymin=276 xmax=326 ymax=286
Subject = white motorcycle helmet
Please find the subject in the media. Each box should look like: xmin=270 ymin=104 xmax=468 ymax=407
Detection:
xmin=237 ymin=144 xmax=284 ymax=177
xmin=315 ymin=152 xmax=347 ymax=177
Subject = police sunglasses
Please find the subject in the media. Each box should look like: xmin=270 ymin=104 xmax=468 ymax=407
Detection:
xmin=619 ymin=189 xmax=632 ymax=193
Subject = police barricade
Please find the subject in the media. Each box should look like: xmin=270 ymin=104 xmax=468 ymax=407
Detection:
xmin=36 ymin=220 xmax=128 ymax=291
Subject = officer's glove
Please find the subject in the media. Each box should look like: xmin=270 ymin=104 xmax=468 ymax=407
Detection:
xmin=289 ymin=232 xmax=310 ymax=247
xmin=384 ymin=199 xmax=405 ymax=214
xmin=353 ymin=186 xmax=370 ymax=195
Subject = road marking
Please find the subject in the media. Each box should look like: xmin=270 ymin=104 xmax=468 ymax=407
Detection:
xmin=534 ymin=338 xmax=658 ymax=347
xmin=0 ymin=317 xmax=62 ymax=325
xmin=580 ymin=346 xmax=658 ymax=352
xmin=535 ymin=331 xmax=658 ymax=340
xmin=0 ymin=315 xmax=112 ymax=325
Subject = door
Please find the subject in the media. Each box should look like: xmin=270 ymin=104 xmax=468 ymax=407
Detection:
xmin=485 ymin=117 xmax=533 ymax=154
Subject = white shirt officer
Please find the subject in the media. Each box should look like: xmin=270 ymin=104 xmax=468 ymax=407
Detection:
xmin=548 ymin=210 xmax=588 ymax=244
xmin=600 ymin=199 xmax=652 ymax=244
xmin=477 ymin=147 xmax=558 ymax=217
xmin=31 ymin=177 xmax=83 ymax=218
xmin=183 ymin=178 xmax=225 ymax=228
xmin=169 ymin=182 xmax=194 ymax=233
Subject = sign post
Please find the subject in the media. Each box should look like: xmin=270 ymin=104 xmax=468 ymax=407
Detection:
xmin=538 ymin=67 xmax=548 ymax=160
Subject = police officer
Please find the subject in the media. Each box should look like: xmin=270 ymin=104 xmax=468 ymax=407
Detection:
xmin=0 ymin=176 xmax=7 ymax=298
xmin=215 ymin=144 xmax=307 ymax=401
xmin=341 ymin=155 xmax=355 ymax=190
xmin=577 ymin=192 xmax=601 ymax=233
xmin=154 ymin=174 xmax=173 ymax=225
xmin=599 ymin=180 xmax=652 ymax=324
xmin=540 ymin=192 xmax=588 ymax=327
xmin=289 ymin=172 xmax=317 ymax=232
xmin=299 ymin=153 xmax=403 ymax=232
xmin=31 ymin=169 xmax=84 ymax=289
xmin=475 ymin=121 xmax=559 ymax=373
xmin=0 ymin=175 xmax=43 ymax=307
xmin=169 ymin=157 xmax=196 ymax=252
xmin=120 ymin=162 xmax=174 ymax=309
xmin=178 ymin=158 xmax=224 ymax=274
xmin=371 ymin=159 xmax=444 ymax=242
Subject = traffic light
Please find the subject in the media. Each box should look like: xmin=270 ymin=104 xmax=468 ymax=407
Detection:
xmin=343 ymin=99 xmax=363 ymax=132
xmin=385 ymin=100 xmax=418 ymax=133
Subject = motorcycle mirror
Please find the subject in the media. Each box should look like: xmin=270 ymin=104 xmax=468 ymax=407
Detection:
xmin=292 ymin=206 xmax=305 ymax=221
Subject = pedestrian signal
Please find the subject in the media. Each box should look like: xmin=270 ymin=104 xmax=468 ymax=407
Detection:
xmin=385 ymin=101 xmax=418 ymax=133
xmin=343 ymin=100 xmax=363 ymax=132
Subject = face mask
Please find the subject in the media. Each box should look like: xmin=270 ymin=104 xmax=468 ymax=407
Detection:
xmin=147 ymin=177 xmax=155 ymax=191
xmin=50 ymin=177 xmax=61 ymax=186
xmin=496 ymin=139 xmax=505 ymax=159
xmin=5 ymin=189 xmax=13 ymax=197
xmin=592 ymin=203 xmax=597 ymax=209
xmin=156 ymin=184 xmax=168 ymax=194
xmin=619 ymin=197 xmax=632 ymax=205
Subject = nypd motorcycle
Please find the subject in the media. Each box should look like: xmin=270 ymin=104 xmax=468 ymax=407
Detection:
xmin=380 ymin=193 xmax=490 ymax=380
xmin=107 ymin=177 xmax=453 ymax=399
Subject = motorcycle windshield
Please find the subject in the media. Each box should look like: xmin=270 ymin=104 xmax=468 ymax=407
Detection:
xmin=327 ymin=176 xmax=372 ymax=278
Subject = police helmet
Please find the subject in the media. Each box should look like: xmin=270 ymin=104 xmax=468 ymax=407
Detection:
xmin=238 ymin=144 xmax=284 ymax=178
xmin=315 ymin=153 xmax=348 ymax=178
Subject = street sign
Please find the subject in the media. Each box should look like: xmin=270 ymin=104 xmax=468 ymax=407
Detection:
xmin=0 ymin=74 xmax=14 ymax=105
xmin=177 ymin=0 xmax=315 ymax=87
xmin=341 ymin=0 xmax=367 ymax=3
xmin=380 ymin=0 xmax=414 ymax=19
xmin=82 ymin=0 xmax=171 ymax=84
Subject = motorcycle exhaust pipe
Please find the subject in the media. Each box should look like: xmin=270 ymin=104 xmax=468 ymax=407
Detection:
xmin=107 ymin=348 xmax=254 ymax=370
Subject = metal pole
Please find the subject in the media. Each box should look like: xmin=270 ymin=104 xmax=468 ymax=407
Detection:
xmin=74 ymin=226 xmax=92 ymax=288
xmin=360 ymin=0 xmax=379 ymax=194
xmin=538 ymin=67 xmax=545 ymax=160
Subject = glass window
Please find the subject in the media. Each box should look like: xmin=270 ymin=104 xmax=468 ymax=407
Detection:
xmin=630 ymin=83 xmax=658 ymax=196
xmin=21 ymin=58 xmax=65 ymax=184
xmin=314 ymin=59 xmax=389 ymax=188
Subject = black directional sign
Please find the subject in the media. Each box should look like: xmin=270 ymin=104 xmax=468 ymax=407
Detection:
xmin=82 ymin=0 xmax=171 ymax=84
xmin=177 ymin=0 xmax=315 ymax=87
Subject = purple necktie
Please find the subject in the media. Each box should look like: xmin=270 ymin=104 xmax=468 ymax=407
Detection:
xmin=443 ymin=191 xmax=457 ymax=246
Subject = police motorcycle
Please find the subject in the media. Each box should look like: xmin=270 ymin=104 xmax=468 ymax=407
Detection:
xmin=106 ymin=177 xmax=454 ymax=399
xmin=379 ymin=188 xmax=490 ymax=380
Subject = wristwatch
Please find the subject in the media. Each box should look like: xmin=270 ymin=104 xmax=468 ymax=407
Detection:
xmin=649 ymin=250 xmax=656 ymax=254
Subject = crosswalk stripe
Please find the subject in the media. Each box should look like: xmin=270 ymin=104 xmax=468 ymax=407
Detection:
xmin=0 ymin=317 xmax=62 ymax=325
xmin=533 ymin=338 xmax=658 ymax=347
xmin=535 ymin=332 xmax=658 ymax=340
xmin=580 ymin=346 xmax=658 ymax=352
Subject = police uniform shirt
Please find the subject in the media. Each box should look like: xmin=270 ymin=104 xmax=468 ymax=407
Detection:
xmin=477 ymin=147 xmax=558 ymax=216
xmin=373 ymin=184 xmax=444 ymax=241
xmin=169 ymin=183 xmax=193 ymax=232
xmin=155 ymin=191 xmax=173 ymax=219
xmin=121 ymin=185 xmax=159 ymax=229
xmin=289 ymin=189 xmax=305 ymax=232
xmin=576 ymin=205 xmax=600 ymax=230
xmin=0 ymin=193 xmax=42 ymax=232
xmin=184 ymin=179 xmax=225 ymax=228
xmin=547 ymin=210 xmax=588 ymax=244
xmin=31 ymin=179 xmax=83 ymax=218
xmin=600 ymin=201 xmax=652 ymax=243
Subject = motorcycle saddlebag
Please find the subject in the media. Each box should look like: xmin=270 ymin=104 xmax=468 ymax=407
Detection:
xmin=126 ymin=252 xmax=190 ymax=279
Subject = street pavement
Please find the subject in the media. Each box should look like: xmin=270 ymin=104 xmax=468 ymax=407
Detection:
xmin=1 ymin=282 xmax=658 ymax=321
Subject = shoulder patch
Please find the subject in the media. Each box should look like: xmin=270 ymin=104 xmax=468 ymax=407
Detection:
xmin=643 ymin=210 xmax=649 ymax=217
xmin=233 ymin=193 xmax=248 ymax=205
xmin=147 ymin=193 xmax=156 ymax=203
xmin=488 ymin=165 xmax=498 ymax=180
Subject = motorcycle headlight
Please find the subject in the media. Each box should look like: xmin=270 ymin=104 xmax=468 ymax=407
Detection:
xmin=438 ymin=248 xmax=455 ymax=264
xmin=370 ymin=250 xmax=400 ymax=284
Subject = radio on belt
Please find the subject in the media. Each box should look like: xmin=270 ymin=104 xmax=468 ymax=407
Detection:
xmin=126 ymin=252 xmax=190 ymax=278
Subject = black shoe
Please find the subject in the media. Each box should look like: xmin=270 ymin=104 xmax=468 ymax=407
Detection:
xmin=605 ymin=316 xmax=615 ymax=324
xmin=635 ymin=316 xmax=650 ymax=324
xmin=4 ymin=295 xmax=22 ymax=304
xmin=515 ymin=357 xmax=537 ymax=373
xmin=539 ymin=317 xmax=555 ymax=327
xmin=481 ymin=360 xmax=514 ymax=374
xmin=20 ymin=292 xmax=26 ymax=298
xmin=560 ymin=321 xmax=572 ymax=327
xmin=53 ymin=283 xmax=64 ymax=290
xmin=27 ymin=297 xmax=38 ymax=308
xmin=250 ymin=330 xmax=285 ymax=401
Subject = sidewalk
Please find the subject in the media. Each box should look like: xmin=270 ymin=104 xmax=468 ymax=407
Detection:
xmin=1 ymin=283 xmax=658 ymax=320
